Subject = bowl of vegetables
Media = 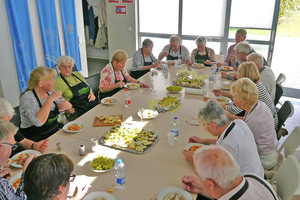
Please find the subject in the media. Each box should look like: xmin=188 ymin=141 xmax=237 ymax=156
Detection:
xmin=90 ymin=156 xmax=116 ymax=173
xmin=166 ymin=86 xmax=182 ymax=94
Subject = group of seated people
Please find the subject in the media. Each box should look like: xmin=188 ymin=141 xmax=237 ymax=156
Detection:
xmin=0 ymin=28 xmax=280 ymax=199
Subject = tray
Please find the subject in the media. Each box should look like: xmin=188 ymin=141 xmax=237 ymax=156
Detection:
xmin=173 ymin=78 xmax=205 ymax=89
xmin=93 ymin=115 xmax=122 ymax=127
xmin=155 ymin=99 xmax=181 ymax=113
xmin=99 ymin=132 xmax=160 ymax=154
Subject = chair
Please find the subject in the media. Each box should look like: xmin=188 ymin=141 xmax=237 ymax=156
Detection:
xmin=11 ymin=106 xmax=21 ymax=127
xmin=125 ymin=58 xmax=133 ymax=74
xmin=278 ymin=126 xmax=300 ymax=158
xmin=272 ymin=155 xmax=300 ymax=200
xmin=85 ymin=73 xmax=100 ymax=103
xmin=276 ymin=73 xmax=286 ymax=85
xmin=276 ymin=101 xmax=294 ymax=139
xmin=274 ymin=83 xmax=284 ymax=106
xmin=215 ymin=54 xmax=225 ymax=63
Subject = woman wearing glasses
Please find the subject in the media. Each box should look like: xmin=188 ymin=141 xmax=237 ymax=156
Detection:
xmin=24 ymin=153 xmax=89 ymax=200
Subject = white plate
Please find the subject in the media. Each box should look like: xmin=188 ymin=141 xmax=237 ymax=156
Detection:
xmin=8 ymin=172 xmax=22 ymax=190
xmin=157 ymin=186 xmax=192 ymax=200
xmin=137 ymin=109 xmax=159 ymax=119
xmin=220 ymin=66 xmax=234 ymax=71
xmin=101 ymin=97 xmax=120 ymax=105
xmin=63 ymin=121 xmax=86 ymax=133
xmin=11 ymin=150 xmax=41 ymax=168
xmin=215 ymin=96 xmax=232 ymax=105
xmin=90 ymin=158 xmax=116 ymax=173
xmin=83 ymin=191 xmax=116 ymax=200
xmin=184 ymin=143 xmax=205 ymax=152
xmin=126 ymin=82 xmax=140 ymax=90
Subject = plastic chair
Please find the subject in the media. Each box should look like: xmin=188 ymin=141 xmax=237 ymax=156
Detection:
xmin=125 ymin=58 xmax=133 ymax=74
xmin=215 ymin=54 xmax=225 ymax=63
xmin=274 ymin=83 xmax=284 ymax=106
xmin=276 ymin=101 xmax=294 ymax=139
xmin=276 ymin=73 xmax=286 ymax=85
xmin=11 ymin=106 xmax=21 ymax=127
xmin=278 ymin=126 xmax=300 ymax=158
xmin=272 ymin=155 xmax=300 ymax=200
xmin=85 ymin=73 xmax=100 ymax=104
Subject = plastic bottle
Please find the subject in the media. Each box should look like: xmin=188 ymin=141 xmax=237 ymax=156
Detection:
xmin=124 ymin=89 xmax=131 ymax=108
xmin=115 ymin=159 xmax=126 ymax=190
xmin=209 ymin=68 xmax=214 ymax=81
xmin=213 ymin=62 xmax=217 ymax=74
xmin=171 ymin=117 xmax=180 ymax=139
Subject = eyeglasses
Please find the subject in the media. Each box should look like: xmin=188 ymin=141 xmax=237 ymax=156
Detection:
xmin=2 ymin=142 xmax=18 ymax=151
xmin=69 ymin=174 xmax=76 ymax=182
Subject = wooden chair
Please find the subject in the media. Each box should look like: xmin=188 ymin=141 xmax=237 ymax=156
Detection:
xmin=85 ymin=73 xmax=100 ymax=104
xmin=276 ymin=101 xmax=294 ymax=140
xmin=272 ymin=155 xmax=300 ymax=200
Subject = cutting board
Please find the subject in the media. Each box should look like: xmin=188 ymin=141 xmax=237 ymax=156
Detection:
xmin=93 ymin=115 xmax=122 ymax=127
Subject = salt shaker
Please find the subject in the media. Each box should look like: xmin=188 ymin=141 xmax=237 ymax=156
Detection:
xmin=79 ymin=144 xmax=86 ymax=156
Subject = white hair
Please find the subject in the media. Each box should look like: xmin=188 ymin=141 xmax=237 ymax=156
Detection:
xmin=198 ymin=100 xmax=230 ymax=127
xmin=170 ymin=35 xmax=181 ymax=44
xmin=247 ymin=53 xmax=263 ymax=67
xmin=234 ymin=42 xmax=252 ymax=54
xmin=0 ymin=120 xmax=17 ymax=141
xmin=0 ymin=98 xmax=14 ymax=119
xmin=57 ymin=56 xmax=74 ymax=69
xmin=193 ymin=145 xmax=240 ymax=189
xmin=196 ymin=36 xmax=207 ymax=45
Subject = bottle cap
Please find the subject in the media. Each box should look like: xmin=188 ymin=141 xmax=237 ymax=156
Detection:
xmin=125 ymin=89 xmax=128 ymax=92
xmin=117 ymin=159 xmax=123 ymax=164
xmin=174 ymin=117 xmax=178 ymax=120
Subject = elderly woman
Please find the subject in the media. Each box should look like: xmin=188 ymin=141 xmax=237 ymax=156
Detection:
xmin=99 ymin=50 xmax=149 ymax=100
xmin=0 ymin=98 xmax=48 ymax=153
xmin=24 ymin=154 xmax=88 ymax=200
xmin=158 ymin=35 xmax=190 ymax=62
xmin=213 ymin=62 xmax=278 ymax=130
xmin=188 ymin=36 xmax=216 ymax=66
xmin=19 ymin=67 xmax=73 ymax=142
xmin=230 ymin=78 xmax=278 ymax=169
xmin=130 ymin=39 xmax=159 ymax=79
xmin=54 ymin=56 xmax=97 ymax=119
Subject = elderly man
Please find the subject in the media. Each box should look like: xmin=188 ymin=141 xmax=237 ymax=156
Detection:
xmin=158 ymin=35 xmax=190 ymax=62
xmin=182 ymin=145 xmax=278 ymax=200
xmin=0 ymin=120 xmax=35 ymax=199
xmin=183 ymin=100 xmax=264 ymax=178
xmin=247 ymin=53 xmax=276 ymax=101
xmin=0 ymin=98 xmax=48 ymax=154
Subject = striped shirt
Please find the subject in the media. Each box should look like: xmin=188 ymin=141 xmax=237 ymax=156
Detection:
xmin=226 ymin=81 xmax=278 ymax=129
xmin=132 ymin=49 xmax=158 ymax=71
xmin=0 ymin=173 xmax=26 ymax=200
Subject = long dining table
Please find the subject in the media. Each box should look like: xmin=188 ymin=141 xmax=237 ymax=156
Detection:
xmin=12 ymin=64 xmax=229 ymax=200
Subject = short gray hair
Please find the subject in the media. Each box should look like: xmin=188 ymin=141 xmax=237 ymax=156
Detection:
xmin=0 ymin=120 xmax=17 ymax=141
xmin=195 ymin=36 xmax=207 ymax=45
xmin=142 ymin=39 xmax=153 ymax=48
xmin=234 ymin=42 xmax=252 ymax=54
xmin=198 ymin=100 xmax=229 ymax=127
xmin=193 ymin=145 xmax=240 ymax=189
xmin=57 ymin=56 xmax=74 ymax=69
xmin=0 ymin=98 xmax=14 ymax=119
xmin=247 ymin=53 xmax=263 ymax=67
xmin=169 ymin=35 xmax=180 ymax=44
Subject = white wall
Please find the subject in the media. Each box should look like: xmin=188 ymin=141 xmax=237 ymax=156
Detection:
xmin=106 ymin=0 xmax=138 ymax=60
xmin=0 ymin=0 xmax=87 ymax=107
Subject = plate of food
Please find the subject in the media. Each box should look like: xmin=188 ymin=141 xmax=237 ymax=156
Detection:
xmin=94 ymin=115 xmax=122 ymax=127
xmin=100 ymin=124 xmax=159 ymax=154
xmin=8 ymin=172 xmax=22 ymax=190
xmin=166 ymin=86 xmax=183 ymax=94
xmin=83 ymin=191 xmax=116 ymax=200
xmin=184 ymin=143 xmax=205 ymax=152
xmin=173 ymin=77 xmax=205 ymax=89
xmin=157 ymin=186 xmax=192 ymax=200
xmin=137 ymin=108 xmax=159 ymax=119
xmin=176 ymin=70 xmax=196 ymax=78
xmin=63 ymin=121 xmax=86 ymax=133
xmin=221 ymin=82 xmax=231 ymax=90
xmin=156 ymin=96 xmax=181 ymax=113
xmin=126 ymin=82 xmax=140 ymax=90
xmin=220 ymin=66 xmax=234 ymax=71
xmin=193 ymin=63 xmax=204 ymax=68
xmin=215 ymin=96 xmax=232 ymax=105
xmin=90 ymin=156 xmax=116 ymax=173
xmin=11 ymin=150 xmax=41 ymax=168
xmin=101 ymin=97 xmax=120 ymax=105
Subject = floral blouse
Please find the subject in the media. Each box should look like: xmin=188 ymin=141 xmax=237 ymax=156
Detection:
xmin=100 ymin=63 xmax=131 ymax=87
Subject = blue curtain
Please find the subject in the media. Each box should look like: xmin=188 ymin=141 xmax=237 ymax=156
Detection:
xmin=5 ymin=0 xmax=37 ymax=92
xmin=37 ymin=0 xmax=61 ymax=69
xmin=60 ymin=0 xmax=82 ymax=71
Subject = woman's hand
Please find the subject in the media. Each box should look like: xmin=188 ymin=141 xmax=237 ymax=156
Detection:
xmin=88 ymin=93 xmax=96 ymax=102
xmin=0 ymin=167 xmax=12 ymax=180
xmin=221 ymin=71 xmax=228 ymax=79
xmin=49 ymin=91 xmax=62 ymax=102
xmin=34 ymin=139 xmax=49 ymax=153
xmin=204 ymin=60 xmax=211 ymax=65
xmin=189 ymin=136 xmax=205 ymax=144
xmin=182 ymin=176 xmax=203 ymax=194
xmin=139 ymin=82 xmax=149 ymax=88
xmin=212 ymin=89 xmax=223 ymax=97
xmin=115 ymin=81 xmax=125 ymax=88
xmin=23 ymin=154 xmax=37 ymax=172
xmin=58 ymin=100 xmax=72 ymax=112
xmin=230 ymin=54 xmax=237 ymax=65
xmin=152 ymin=62 xmax=159 ymax=68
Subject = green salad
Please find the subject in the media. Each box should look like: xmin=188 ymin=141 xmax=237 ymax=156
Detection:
xmin=91 ymin=156 xmax=115 ymax=171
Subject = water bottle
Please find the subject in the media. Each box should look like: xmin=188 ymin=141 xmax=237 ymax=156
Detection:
xmin=213 ymin=62 xmax=217 ymax=74
xmin=177 ymin=59 xmax=182 ymax=65
xmin=209 ymin=68 xmax=214 ymax=81
xmin=171 ymin=117 xmax=180 ymax=139
xmin=124 ymin=89 xmax=131 ymax=108
xmin=115 ymin=159 xmax=126 ymax=190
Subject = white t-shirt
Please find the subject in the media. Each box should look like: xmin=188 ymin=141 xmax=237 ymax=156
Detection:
xmin=159 ymin=44 xmax=190 ymax=61
xmin=217 ymin=119 xmax=264 ymax=178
